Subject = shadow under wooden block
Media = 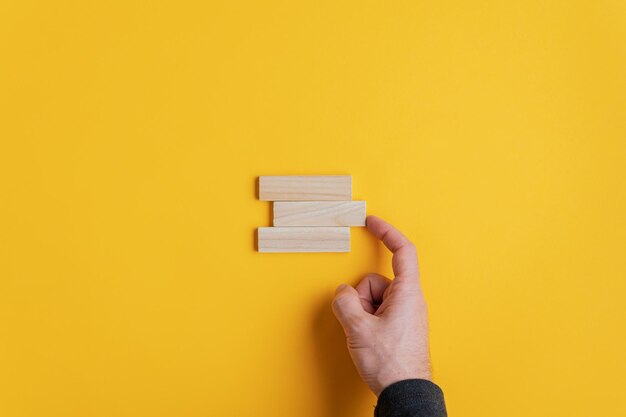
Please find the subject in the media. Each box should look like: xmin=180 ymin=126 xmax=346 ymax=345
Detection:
xmin=257 ymin=227 xmax=350 ymax=253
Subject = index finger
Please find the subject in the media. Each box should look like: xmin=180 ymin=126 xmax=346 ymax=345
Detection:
xmin=366 ymin=215 xmax=419 ymax=279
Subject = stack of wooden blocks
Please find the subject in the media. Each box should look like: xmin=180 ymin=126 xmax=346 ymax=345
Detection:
xmin=257 ymin=176 xmax=366 ymax=253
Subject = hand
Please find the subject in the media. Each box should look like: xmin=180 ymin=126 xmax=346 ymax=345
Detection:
xmin=332 ymin=215 xmax=431 ymax=396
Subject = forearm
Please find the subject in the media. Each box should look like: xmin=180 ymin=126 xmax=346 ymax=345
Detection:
xmin=375 ymin=379 xmax=447 ymax=417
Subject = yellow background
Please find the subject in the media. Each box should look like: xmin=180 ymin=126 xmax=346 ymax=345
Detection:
xmin=1 ymin=1 xmax=625 ymax=416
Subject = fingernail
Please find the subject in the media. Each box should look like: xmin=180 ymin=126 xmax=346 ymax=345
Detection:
xmin=335 ymin=284 xmax=347 ymax=294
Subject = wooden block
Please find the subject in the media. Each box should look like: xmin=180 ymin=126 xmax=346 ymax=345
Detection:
xmin=259 ymin=176 xmax=351 ymax=201
xmin=273 ymin=201 xmax=366 ymax=227
xmin=257 ymin=227 xmax=350 ymax=252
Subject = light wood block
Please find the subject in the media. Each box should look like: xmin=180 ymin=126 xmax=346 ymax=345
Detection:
xmin=273 ymin=201 xmax=366 ymax=227
xmin=259 ymin=176 xmax=351 ymax=201
xmin=257 ymin=227 xmax=350 ymax=252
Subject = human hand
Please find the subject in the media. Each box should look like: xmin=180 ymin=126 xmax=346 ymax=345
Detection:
xmin=332 ymin=215 xmax=431 ymax=396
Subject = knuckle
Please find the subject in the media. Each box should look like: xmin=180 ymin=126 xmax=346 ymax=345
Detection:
xmin=332 ymin=294 xmax=351 ymax=310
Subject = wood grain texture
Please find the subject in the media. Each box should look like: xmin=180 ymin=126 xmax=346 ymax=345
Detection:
xmin=273 ymin=201 xmax=366 ymax=226
xmin=259 ymin=176 xmax=351 ymax=201
xmin=257 ymin=227 xmax=350 ymax=252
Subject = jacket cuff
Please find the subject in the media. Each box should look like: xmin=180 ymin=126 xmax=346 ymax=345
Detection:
xmin=375 ymin=379 xmax=447 ymax=417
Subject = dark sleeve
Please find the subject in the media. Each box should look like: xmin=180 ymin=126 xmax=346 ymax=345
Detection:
xmin=374 ymin=379 xmax=447 ymax=417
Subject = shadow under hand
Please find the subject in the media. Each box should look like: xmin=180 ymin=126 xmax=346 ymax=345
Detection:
xmin=309 ymin=225 xmax=386 ymax=416
xmin=311 ymin=292 xmax=374 ymax=417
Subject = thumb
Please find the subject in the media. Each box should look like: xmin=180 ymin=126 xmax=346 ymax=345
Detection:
xmin=332 ymin=284 xmax=367 ymax=334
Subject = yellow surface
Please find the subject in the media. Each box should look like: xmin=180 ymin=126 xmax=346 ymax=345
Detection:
xmin=1 ymin=1 xmax=625 ymax=416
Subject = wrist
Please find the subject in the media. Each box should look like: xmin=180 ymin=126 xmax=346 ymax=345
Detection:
xmin=374 ymin=369 xmax=432 ymax=397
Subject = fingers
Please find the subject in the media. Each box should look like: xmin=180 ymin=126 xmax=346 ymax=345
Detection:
xmin=366 ymin=215 xmax=419 ymax=281
xmin=355 ymin=273 xmax=392 ymax=313
xmin=332 ymin=284 xmax=368 ymax=333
